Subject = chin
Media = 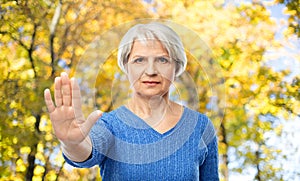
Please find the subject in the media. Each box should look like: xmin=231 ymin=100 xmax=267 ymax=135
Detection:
xmin=136 ymin=91 xmax=169 ymax=99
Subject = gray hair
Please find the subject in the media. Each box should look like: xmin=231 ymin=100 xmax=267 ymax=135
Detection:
xmin=117 ymin=22 xmax=187 ymax=77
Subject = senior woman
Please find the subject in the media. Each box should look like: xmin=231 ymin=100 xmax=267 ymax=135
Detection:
xmin=44 ymin=22 xmax=219 ymax=180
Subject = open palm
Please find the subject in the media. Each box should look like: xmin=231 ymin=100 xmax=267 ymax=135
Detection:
xmin=44 ymin=72 xmax=101 ymax=146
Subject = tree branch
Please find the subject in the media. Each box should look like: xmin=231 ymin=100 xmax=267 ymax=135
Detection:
xmin=50 ymin=0 xmax=62 ymax=77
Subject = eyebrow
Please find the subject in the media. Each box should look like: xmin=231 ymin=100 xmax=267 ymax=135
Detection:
xmin=130 ymin=55 xmax=145 ymax=59
xmin=130 ymin=54 xmax=170 ymax=59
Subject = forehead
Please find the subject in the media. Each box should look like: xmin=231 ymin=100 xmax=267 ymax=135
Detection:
xmin=130 ymin=39 xmax=169 ymax=56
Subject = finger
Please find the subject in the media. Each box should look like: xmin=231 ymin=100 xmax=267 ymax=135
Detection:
xmin=71 ymin=78 xmax=85 ymax=121
xmin=61 ymin=72 xmax=72 ymax=106
xmin=54 ymin=77 xmax=63 ymax=107
xmin=44 ymin=89 xmax=55 ymax=113
xmin=81 ymin=110 xmax=102 ymax=136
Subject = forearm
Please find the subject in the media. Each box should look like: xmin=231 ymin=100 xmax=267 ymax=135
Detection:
xmin=60 ymin=136 xmax=93 ymax=162
xmin=199 ymin=136 xmax=219 ymax=180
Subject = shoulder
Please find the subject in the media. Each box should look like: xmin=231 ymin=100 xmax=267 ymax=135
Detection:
xmin=94 ymin=106 xmax=135 ymax=133
xmin=91 ymin=107 xmax=123 ymax=133
xmin=183 ymin=107 xmax=216 ymax=141
xmin=183 ymin=107 xmax=211 ymax=126
xmin=96 ymin=106 xmax=125 ymax=123
xmin=89 ymin=107 xmax=127 ymax=142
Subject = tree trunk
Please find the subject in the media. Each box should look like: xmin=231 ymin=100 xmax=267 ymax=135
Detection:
xmin=220 ymin=121 xmax=229 ymax=181
xmin=255 ymin=149 xmax=261 ymax=181
xmin=25 ymin=114 xmax=41 ymax=180
xmin=25 ymin=144 xmax=37 ymax=181
xmin=50 ymin=0 xmax=62 ymax=77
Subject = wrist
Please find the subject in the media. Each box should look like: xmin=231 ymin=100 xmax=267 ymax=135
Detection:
xmin=60 ymin=137 xmax=92 ymax=162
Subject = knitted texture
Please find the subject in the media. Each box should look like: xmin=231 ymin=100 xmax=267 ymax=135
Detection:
xmin=64 ymin=106 xmax=219 ymax=181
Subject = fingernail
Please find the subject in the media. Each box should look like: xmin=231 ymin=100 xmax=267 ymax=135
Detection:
xmin=61 ymin=72 xmax=67 ymax=77
xmin=96 ymin=110 xmax=102 ymax=115
xmin=70 ymin=77 xmax=76 ymax=82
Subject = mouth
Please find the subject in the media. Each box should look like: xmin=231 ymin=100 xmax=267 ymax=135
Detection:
xmin=142 ymin=81 xmax=160 ymax=85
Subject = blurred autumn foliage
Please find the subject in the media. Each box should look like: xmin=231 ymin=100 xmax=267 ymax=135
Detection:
xmin=276 ymin=0 xmax=300 ymax=37
xmin=0 ymin=0 xmax=299 ymax=181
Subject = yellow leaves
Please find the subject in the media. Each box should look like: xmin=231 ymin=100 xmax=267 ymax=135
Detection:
xmin=75 ymin=47 xmax=85 ymax=57
xmin=39 ymin=116 xmax=51 ymax=131
xmin=274 ymin=124 xmax=283 ymax=135
xmin=2 ymin=0 xmax=17 ymax=7
xmin=54 ymin=151 xmax=65 ymax=165
xmin=248 ymin=95 xmax=279 ymax=115
xmin=283 ymin=7 xmax=297 ymax=16
xmin=36 ymin=152 xmax=45 ymax=165
xmin=102 ymin=60 xmax=117 ymax=78
xmin=7 ymin=176 xmax=23 ymax=181
xmin=12 ymin=136 xmax=18 ymax=144
xmin=9 ymin=100 xmax=18 ymax=109
xmin=16 ymin=159 xmax=26 ymax=172
xmin=226 ymin=78 xmax=240 ymax=92
xmin=25 ymin=116 xmax=36 ymax=127
xmin=34 ymin=46 xmax=51 ymax=65
xmin=219 ymin=59 xmax=232 ymax=70
xmin=291 ymin=101 xmax=300 ymax=115
xmin=20 ymin=69 xmax=35 ymax=80
xmin=23 ymin=23 xmax=34 ymax=32
xmin=65 ymin=9 xmax=78 ymax=22
xmin=283 ymin=26 xmax=296 ymax=37
xmin=218 ymin=142 xmax=227 ymax=155
xmin=39 ymin=116 xmax=54 ymax=142
xmin=214 ymin=48 xmax=225 ymax=57
xmin=32 ymin=166 xmax=46 ymax=181
xmin=90 ymin=19 xmax=99 ymax=30
xmin=5 ymin=145 xmax=17 ymax=159
xmin=169 ymin=1 xmax=185 ymax=17
xmin=45 ymin=134 xmax=53 ymax=142
xmin=0 ymin=0 xmax=297 ymax=180
xmin=37 ymin=143 xmax=44 ymax=153
xmin=44 ymin=170 xmax=58 ymax=181
xmin=9 ymin=58 xmax=27 ymax=71
xmin=34 ymin=165 xmax=45 ymax=176
xmin=257 ymin=120 xmax=271 ymax=131
xmin=20 ymin=146 xmax=31 ymax=154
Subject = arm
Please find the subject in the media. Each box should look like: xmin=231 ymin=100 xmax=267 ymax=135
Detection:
xmin=44 ymin=72 xmax=102 ymax=162
xmin=199 ymin=135 xmax=219 ymax=181
xmin=60 ymin=137 xmax=93 ymax=162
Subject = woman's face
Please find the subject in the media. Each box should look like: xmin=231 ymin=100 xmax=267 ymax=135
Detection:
xmin=127 ymin=40 xmax=176 ymax=99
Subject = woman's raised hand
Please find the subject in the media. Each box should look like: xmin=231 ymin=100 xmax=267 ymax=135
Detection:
xmin=44 ymin=72 xmax=101 ymax=146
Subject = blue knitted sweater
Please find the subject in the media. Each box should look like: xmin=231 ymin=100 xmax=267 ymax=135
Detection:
xmin=64 ymin=106 xmax=219 ymax=180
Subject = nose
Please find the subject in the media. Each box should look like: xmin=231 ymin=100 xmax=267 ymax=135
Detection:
xmin=144 ymin=60 xmax=157 ymax=76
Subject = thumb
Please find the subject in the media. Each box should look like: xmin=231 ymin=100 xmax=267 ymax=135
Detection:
xmin=81 ymin=110 xmax=102 ymax=136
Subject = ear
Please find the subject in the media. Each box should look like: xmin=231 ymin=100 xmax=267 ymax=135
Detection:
xmin=124 ymin=62 xmax=129 ymax=75
xmin=174 ymin=60 xmax=180 ymax=77
xmin=121 ymin=55 xmax=129 ymax=74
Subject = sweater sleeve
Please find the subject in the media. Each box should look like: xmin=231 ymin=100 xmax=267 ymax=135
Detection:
xmin=63 ymin=146 xmax=104 ymax=168
xmin=198 ymin=114 xmax=220 ymax=181
xmin=199 ymin=133 xmax=219 ymax=180
xmin=63 ymin=113 xmax=114 ymax=168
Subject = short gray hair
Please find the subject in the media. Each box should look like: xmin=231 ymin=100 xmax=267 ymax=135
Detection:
xmin=117 ymin=22 xmax=187 ymax=77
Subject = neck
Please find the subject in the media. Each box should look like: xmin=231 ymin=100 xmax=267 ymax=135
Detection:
xmin=127 ymin=93 xmax=172 ymax=126
xmin=129 ymin=93 xmax=170 ymax=115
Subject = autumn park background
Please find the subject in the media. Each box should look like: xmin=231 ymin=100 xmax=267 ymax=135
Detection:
xmin=1 ymin=0 xmax=299 ymax=180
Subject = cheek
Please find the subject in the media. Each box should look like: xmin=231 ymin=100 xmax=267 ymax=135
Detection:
xmin=127 ymin=66 xmax=144 ymax=85
xmin=159 ymin=66 xmax=176 ymax=82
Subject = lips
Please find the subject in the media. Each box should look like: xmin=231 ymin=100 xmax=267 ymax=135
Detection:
xmin=142 ymin=81 xmax=160 ymax=85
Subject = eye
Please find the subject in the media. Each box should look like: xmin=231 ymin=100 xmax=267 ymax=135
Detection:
xmin=133 ymin=57 xmax=145 ymax=64
xmin=157 ymin=57 xmax=170 ymax=64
